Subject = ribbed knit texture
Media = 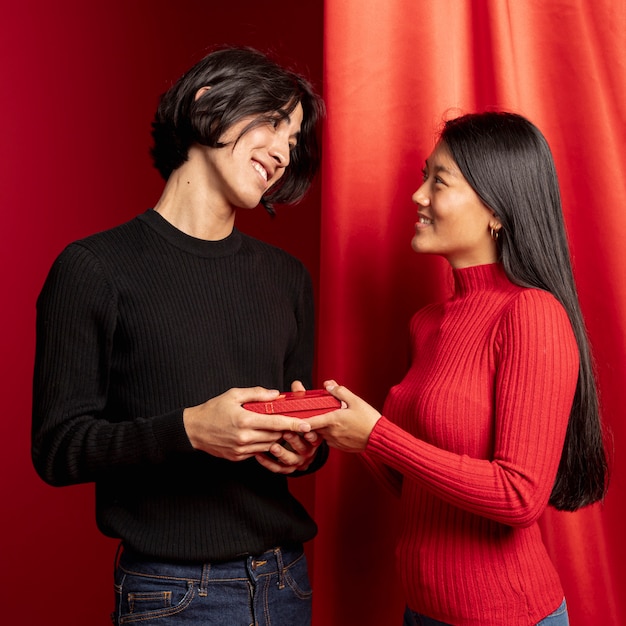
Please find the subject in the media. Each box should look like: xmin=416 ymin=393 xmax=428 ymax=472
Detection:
xmin=365 ymin=263 xmax=579 ymax=625
xmin=32 ymin=209 xmax=326 ymax=562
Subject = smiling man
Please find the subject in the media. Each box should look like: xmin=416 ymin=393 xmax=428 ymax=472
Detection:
xmin=32 ymin=46 xmax=326 ymax=626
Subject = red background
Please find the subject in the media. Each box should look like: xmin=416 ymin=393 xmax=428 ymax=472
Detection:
xmin=2 ymin=2 xmax=323 ymax=624
xmin=3 ymin=1 xmax=624 ymax=625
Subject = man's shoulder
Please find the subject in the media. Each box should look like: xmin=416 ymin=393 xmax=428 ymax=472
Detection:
xmin=73 ymin=214 xmax=145 ymax=249
xmin=239 ymin=232 xmax=306 ymax=268
xmin=48 ymin=214 xmax=148 ymax=281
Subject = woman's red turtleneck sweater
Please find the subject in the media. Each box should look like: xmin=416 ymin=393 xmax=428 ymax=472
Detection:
xmin=364 ymin=263 xmax=579 ymax=625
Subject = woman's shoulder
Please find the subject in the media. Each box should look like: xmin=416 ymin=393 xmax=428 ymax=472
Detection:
xmin=506 ymin=286 xmax=569 ymax=319
xmin=497 ymin=286 xmax=576 ymax=349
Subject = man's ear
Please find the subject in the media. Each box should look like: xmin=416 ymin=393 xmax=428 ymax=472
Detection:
xmin=194 ymin=86 xmax=211 ymax=101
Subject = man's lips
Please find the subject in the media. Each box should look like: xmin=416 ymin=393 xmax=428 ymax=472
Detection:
xmin=252 ymin=160 xmax=269 ymax=183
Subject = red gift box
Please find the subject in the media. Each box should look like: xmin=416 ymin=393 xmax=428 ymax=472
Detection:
xmin=243 ymin=389 xmax=340 ymax=417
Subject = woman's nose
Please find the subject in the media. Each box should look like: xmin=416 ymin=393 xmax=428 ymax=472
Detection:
xmin=412 ymin=182 xmax=429 ymax=206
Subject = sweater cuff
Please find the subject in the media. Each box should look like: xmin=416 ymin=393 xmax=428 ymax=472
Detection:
xmin=151 ymin=409 xmax=195 ymax=456
xmin=366 ymin=416 xmax=406 ymax=462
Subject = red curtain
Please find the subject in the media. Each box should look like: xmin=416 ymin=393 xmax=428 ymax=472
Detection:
xmin=313 ymin=1 xmax=626 ymax=624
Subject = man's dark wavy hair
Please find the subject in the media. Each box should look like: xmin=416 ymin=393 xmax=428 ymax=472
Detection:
xmin=441 ymin=111 xmax=609 ymax=511
xmin=151 ymin=46 xmax=325 ymax=214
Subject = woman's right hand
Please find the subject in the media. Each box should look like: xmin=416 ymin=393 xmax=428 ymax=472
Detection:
xmin=304 ymin=380 xmax=381 ymax=453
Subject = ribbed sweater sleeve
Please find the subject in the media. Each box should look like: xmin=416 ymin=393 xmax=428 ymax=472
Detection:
xmin=364 ymin=263 xmax=579 ymax=625
xmin=32 ymin=243 xmax=193 ymax=485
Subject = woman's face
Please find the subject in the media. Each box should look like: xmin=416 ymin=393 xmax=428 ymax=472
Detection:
xmin=410 ymin=141 xmax=500 ymax=268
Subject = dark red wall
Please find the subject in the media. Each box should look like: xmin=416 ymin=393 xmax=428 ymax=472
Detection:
xmin=1 ymin=2 xmax=323 ymax=624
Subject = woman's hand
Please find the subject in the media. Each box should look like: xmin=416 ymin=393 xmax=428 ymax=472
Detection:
xmin=304 ymin=380 xmax=382 ymax=453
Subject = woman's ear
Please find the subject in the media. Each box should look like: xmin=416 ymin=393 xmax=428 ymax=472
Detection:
xmin=194 ymin=86 xmax=211 ymax=101
xmin=490 ymin=211 xmax=502 ymax=230
xmin=488 ymin=211 xmax=503 ymax=240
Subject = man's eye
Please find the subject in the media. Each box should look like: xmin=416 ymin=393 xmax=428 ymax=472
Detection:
xmin=421 ymin=168 xmax=428 ymax=182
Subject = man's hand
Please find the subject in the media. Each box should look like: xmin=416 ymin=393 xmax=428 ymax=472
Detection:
xmin=255 ymin=430 xmax=323 ymax=474
xmin=254 ymin=379 xmax=323 ymax=474
xmin=183 ymin=387 xmax=311 ymax=462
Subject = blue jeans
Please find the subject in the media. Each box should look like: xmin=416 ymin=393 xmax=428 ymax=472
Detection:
xmin=112 ymin=544 xmax=312 ymax=625
xmin=536 ymin=599 xmax=569 ymax=625
xmin=403 ymin=598 xmax=568 ymax=625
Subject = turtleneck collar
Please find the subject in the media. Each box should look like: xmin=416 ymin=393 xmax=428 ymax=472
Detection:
xmin=452 ymin=263 xmax=512 ymax=299
xmin=138 ymin=209 xmax=243 ymax=258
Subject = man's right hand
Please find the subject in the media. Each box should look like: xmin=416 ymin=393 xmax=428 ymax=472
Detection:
xmin=183 ymin=387 xmax=312 ymax=462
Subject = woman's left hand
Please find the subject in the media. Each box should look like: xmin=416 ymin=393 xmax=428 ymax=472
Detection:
xmin=304 ymin=380 xmax=382 ymax=453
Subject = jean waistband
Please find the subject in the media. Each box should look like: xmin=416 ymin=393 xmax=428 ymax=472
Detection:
xmin=117 ymin=544 xmax=305 ymax=584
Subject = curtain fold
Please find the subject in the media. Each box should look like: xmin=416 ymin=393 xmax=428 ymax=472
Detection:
xmin=314 ymin=1 xmax=625 ymax=624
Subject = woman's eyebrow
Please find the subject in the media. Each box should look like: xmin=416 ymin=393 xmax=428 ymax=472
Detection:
xmin=425 ymin=159 xmax=458 ymax=177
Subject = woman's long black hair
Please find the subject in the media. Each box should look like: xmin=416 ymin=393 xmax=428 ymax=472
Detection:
xmin=441 ymin=111 xmax=609 ymax=510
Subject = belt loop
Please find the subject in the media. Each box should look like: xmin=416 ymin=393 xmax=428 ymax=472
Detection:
xmin=199 ymin=562 xmax=210 ymax=597
xmin=274 ymin=548 xmax=285 ymax=589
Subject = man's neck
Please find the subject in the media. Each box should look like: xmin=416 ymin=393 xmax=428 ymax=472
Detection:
xmin=153 ymin=163 xmax=236 ymax=241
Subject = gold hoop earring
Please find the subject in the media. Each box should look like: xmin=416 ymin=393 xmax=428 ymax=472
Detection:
xmin=490 ymin=227 xmax=500 ymax=241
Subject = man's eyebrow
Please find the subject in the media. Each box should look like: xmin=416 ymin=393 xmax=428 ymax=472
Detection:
xmin=275 ymin=111 xmax=301 ymax=135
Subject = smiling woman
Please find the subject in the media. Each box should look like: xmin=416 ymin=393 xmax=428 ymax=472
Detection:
xmin=410 ymin=141 xmax=501 ymax=268
xmin=307 ymin=111 xmax=608 ymax=626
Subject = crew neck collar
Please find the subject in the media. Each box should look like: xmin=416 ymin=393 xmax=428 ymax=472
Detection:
xmin=138 ymin=209 xmax=243 ymax=258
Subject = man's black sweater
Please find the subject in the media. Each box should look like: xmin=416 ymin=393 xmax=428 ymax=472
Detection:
xmin=32 ymin=209 xmax=326 ymax=562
